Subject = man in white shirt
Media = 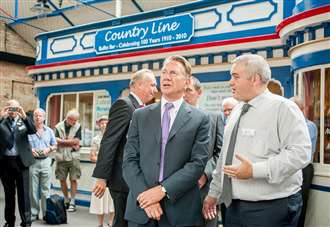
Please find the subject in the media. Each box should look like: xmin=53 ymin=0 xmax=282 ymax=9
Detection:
xmin=203 ymin=54 xmax=311 ymax=227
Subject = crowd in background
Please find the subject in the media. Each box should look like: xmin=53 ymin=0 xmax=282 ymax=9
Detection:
xmin=0 ymin=54 xmax=316 ymax=227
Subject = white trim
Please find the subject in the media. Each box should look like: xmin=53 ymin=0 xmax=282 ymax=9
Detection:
xmin=28 ymin=39 xmax=283 ymax=75
xmin=278 ymin=12 xmax=330 ymax=41
xmin=33 ymin=58 xmax=291 ymax=88
xmin=289 ymin=38 xmax=330 ymax=59
xmin=320 ymin=67 xmax=325 ymax=164
xmin=294 ymin=64 xmax=330 ymax=73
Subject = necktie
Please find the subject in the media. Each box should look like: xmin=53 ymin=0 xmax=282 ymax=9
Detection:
xmin=222 ymin=103 xmax=251 ymax=207
xmin=159 ymin=103 xmax=174 ymax=182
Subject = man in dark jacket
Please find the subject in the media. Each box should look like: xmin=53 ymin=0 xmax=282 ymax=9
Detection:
xmin=92 ymin=69 xmax=157 ymax=227
xmin=0 ymin=99 xmax=36 ymax=227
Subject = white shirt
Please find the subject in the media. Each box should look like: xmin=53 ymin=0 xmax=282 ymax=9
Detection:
xmin=130 ymin=92 xmax=144 ymax=106
xmin=209 ymin=90 xmax=311 ymax=201
xmin=160 ymin=97 xmax=183 ymax=131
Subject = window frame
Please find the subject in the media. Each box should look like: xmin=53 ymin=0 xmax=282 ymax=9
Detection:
xmin=45 ymin=89 xmax=111 ymax=147
xmin=295 ymin=63 xmax=330 ymax=165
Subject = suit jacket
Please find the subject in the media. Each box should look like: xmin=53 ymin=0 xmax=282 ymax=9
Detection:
xmin=123 ymin=101 xmax=210 ymax=226
xmin=0 ymin=116 xmax=36 ymax=167
xmin=201 ymin=113 xmax=224 ymax=199
xmin=93 ymin=94 xmax=139 ymax=192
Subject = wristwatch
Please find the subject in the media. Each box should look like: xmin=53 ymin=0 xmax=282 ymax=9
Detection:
xmin=160 ymin=185 xmax=169 ymax=198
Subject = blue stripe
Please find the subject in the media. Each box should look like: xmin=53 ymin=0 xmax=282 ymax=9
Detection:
xmin=291 ymin=49 xmax=330 ymax=71
xmin=311 ymin=184 xmax=330 ymax=192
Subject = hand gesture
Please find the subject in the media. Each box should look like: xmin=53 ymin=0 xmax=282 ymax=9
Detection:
xmin=223 ymin=153 xmax=253 ymax=179
xmin=0 ymin=106 xmax=9 ymax=118
xmin=16 ymin=106 xmax=27 ymax=119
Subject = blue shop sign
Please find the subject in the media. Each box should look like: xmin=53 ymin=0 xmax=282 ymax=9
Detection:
xmin=95 ymin=14 xmax=194 ymax=55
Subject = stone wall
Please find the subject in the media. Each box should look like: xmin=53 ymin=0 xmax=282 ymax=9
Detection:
xmin=0 ymin=22 xmax=37 ymax=111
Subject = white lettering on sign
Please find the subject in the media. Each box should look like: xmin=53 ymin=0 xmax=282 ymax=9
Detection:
xmin=105 ymin=26 xmax=149 ymax=41
xmin=151 ymin=21 xmax=180 ymax=34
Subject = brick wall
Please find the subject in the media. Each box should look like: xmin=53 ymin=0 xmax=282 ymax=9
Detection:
xmin=0 ymin=61 xmax=38 ymax=111
xmin=0 ymin=22 xmax=34 ymax=58
xmin=0 ymin=22 xmax=37 ymax=111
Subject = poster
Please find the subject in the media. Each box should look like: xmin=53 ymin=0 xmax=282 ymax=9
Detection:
xmin=199 ymin=81 xmax=232 ymax=114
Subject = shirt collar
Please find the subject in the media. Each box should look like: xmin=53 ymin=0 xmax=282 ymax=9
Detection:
xmin=246 ymin=89 xmax=270 ymax=108
xmin=161 ymin=96 xmax=183 ymax=112
xmin=130 ymin=92 xmax=144 ymax=106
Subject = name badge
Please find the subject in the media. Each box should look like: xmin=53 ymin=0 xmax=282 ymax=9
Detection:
xmin=242 ymin=128 xmax=256 ymax=137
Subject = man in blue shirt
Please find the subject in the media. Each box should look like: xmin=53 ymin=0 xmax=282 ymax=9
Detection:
xmin=291 ymin=96 xmax=318 ymax=227
xmin=28 ymin=108 xmax=57 ymax=221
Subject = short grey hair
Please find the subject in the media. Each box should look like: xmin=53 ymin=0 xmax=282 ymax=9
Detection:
xmin=222 ymin=97 xmax=239 ymax=109
xmin=231 ymin=54 xmax=271 ymax=83
xmin=129 ymin=69 xmax=154 ymax=87
xmin=34 ymin=108 xmax=46 ymax=118
xmin=190 ymin=76 xmax=202 ymax=91
xmin=66 ymin=109 xmax=80 ymax=119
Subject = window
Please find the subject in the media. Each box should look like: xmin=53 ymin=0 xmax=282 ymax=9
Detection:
xmin=47 ymin=90 xmax=111 ymax=147
xmin=300 ymin=66 xmax=330 ymax=164
xmin=302 ymin=69 xmax=320 ymax=162
xmin=324 ymin=68 xmax=330 ymax=164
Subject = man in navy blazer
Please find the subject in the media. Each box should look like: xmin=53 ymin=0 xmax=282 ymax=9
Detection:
xmin=123 ymin=55 xmax=210 ymax=226
xmin=0 ymin=100 xmax=36 ymax=227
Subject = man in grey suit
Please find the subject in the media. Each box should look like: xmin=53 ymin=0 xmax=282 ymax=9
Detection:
xmin=93 ymin=69 xmax=157 ymax=227
xmin=184 ymin=76 xmax=223 ymax=227
xmin=123 ymin=55 xmax=211 ymax=226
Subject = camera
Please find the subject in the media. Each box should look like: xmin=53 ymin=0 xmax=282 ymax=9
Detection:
xmin=9 ymin=107 xmax=18 ymax=112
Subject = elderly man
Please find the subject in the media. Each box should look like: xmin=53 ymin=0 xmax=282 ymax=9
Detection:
xmin=221 ymin=97 xmax=239 ymax=125
xmin=93 ymin=69 xmax=157 ymax=227
xmin=0 ymin=100 xmax=36 ymax=227
xmin=28 ymin=108 xmax=57 ymax=221
xmin=184 ymin=76 xmax=223 ymax=227
xmin=123 ymin=55 xmax=210 ymax=226
xmin=55 ymin=109 xmax=81 ymax=212
xmin=203 ymin=54 xmax=311 ymax=227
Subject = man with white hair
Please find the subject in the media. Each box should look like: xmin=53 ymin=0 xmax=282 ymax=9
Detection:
xmin=28 ymin=108 xmax=57 ymax=221
xmin=93 ymin=69 xmax=157 ymax=227
xmin=54 ymin=109 xmax=81 ymax=212
xmin=203 ymin=54 xmax=311 ymax=226
xmin=221 ymin=97 xmax=239 ymax=125
xmin=0 ymin=99 xmax=36 ymax=227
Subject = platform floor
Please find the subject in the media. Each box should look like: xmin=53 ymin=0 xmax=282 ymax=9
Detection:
xmin=0 ymin=183 xmax=222 ymax=227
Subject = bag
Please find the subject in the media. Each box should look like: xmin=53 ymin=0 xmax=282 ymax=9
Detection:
xmin=45 ymin=194 xmax=67 ymax=224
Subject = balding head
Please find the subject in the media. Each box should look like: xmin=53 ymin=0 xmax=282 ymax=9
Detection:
xmin=6 ymin=99 xmax=20 ymax=108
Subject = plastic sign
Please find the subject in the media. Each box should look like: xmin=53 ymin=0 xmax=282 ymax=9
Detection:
xmin=95 ymin=14 xmax=194 ymax=55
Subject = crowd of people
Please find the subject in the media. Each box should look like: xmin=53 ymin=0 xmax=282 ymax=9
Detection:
xmin=0 ymin=54 xmax=316 ymax=227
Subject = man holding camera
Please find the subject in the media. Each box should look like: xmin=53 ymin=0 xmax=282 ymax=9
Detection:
xmin=0 ymin=99 xmax=36 ymax=227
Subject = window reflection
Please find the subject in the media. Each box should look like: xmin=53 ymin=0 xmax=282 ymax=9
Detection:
xmin=47 ymin=91 xmax=111 ymax=147
xmin=79 ymin=93 xmax=93 ymax=147
xmin=302 ymin=69 xmax=320 ymax=162
xmin=324 ymin=68 xmax=330 ymax=164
